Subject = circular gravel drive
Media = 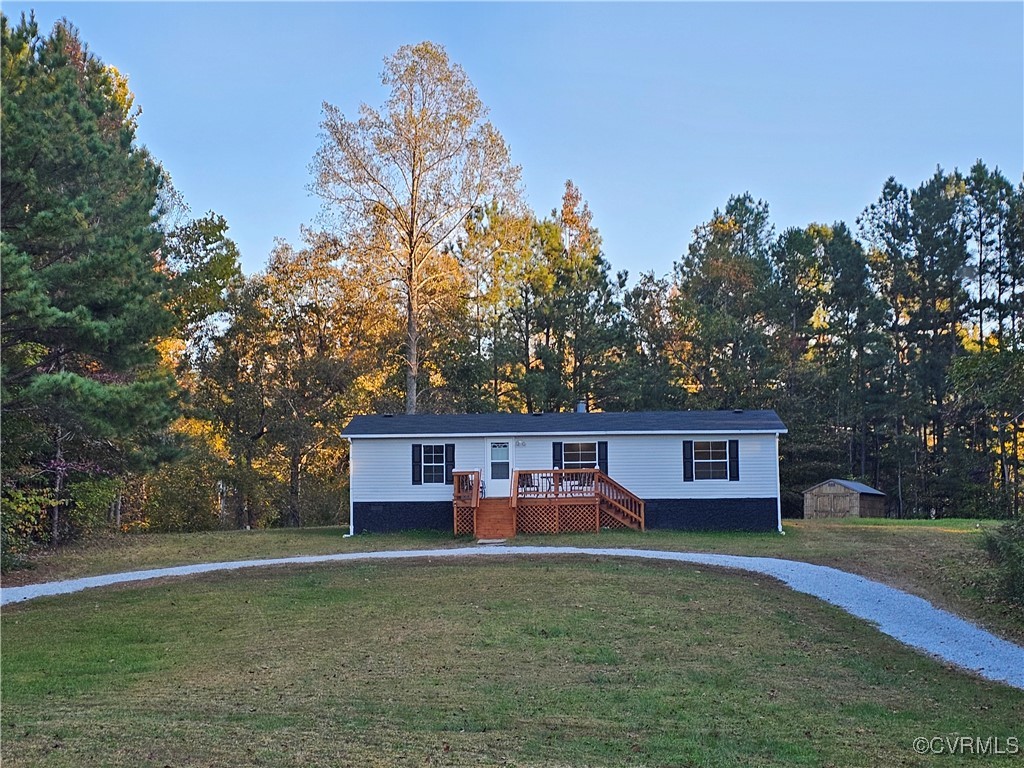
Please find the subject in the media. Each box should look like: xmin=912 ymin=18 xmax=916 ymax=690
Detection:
xmin=3 ymin=545 xmax=1022 ymax=691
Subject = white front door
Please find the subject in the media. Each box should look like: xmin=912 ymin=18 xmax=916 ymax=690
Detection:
xmin=487 ymin=439 xmax=513 ymax=497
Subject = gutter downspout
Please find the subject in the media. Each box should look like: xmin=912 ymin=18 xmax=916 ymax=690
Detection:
xmin=775 ymin=432 xmax=784 ymax=534
xmin=343 ymin=436 xmax=355 ymax=537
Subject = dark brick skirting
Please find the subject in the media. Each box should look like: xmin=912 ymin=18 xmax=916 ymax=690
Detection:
xmin=644 ymin=498 xmax=778 ymax=532
xmin=355 ymin=498 xmax=778 ymax=534
xmin=353 ymin=501 xmax=452 ymax=534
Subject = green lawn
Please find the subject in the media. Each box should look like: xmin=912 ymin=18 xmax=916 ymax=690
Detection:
xmin=528 ymin=518 xmax=1023 ymax=644
xmin=6 ymin=518 xmax=1020 ymax=644
xmin=1 ymin=527 xmax=450 ymax=585
xmin=2 ymin=559 xmax=1021 ymax=767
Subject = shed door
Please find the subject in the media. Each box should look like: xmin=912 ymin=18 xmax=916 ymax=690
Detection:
xmin=487 ymin=440 xmax=513 ymax=497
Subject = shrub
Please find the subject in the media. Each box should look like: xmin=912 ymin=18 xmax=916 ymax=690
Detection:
xmin=298 ymin=474 xmax=347 ymax=527
xmin=67 ymin=477 xmax=121 ymax=532
xmin=982 ymin=518 xmax=1024 ymax=605
xmin=143 ymin=454 xmax=223 ymax=532
xmin=0 ymin=486 xmax=58 ymax=571
xmin=956 ymin=483 xmax=1015 ymax=520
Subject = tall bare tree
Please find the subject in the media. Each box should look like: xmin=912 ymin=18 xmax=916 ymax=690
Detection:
xmin=312 ymin=41 xmax=521 ymax=413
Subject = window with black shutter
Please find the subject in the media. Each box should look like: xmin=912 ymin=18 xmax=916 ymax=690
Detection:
xmin=693 ymin=440 xmax=729 ymax=480
xmin=444 ymin=443 xmax=456 ymax=485
xmin=683 ymin=440 xmax=736 ymax=480
xmin=728 ymin=439 xmax=739 ymax=481
xmin=414 ymin=444 xmax=447 ymax=484
xmin=563 ymin=442 xmax=598 ymax=469
xmin=412 ymin=444 xmax=422 ymax=485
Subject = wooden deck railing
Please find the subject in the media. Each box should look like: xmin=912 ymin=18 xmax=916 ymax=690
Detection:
xmin=454 ymin=468 xmax=644 ymax=535
xmin=595 ymin=472 xmax=645 ymax=531
xmin=510 ymin=468 xmax=644 ymax=531
xmin=452 ymin=470 xmax=481 ymax=537
xmin=512 ymin=469 xmax=601 ymax=505
xmin=453 ymin=470 xmax=481 ymax=507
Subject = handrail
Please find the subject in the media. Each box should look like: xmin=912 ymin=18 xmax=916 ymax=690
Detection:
xmin=595 ymin=473 xmax=645 ymax=530
xmin=514 ymin=468 xmax=599 ymax=500
xmin=510 ymin=468 xmax=644 ymax=531
xmin=452 ymin=470 xmax=480 ymax=507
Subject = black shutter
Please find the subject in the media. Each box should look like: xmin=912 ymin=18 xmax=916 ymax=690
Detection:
xmin=728 ymin=439 xmax=739 ymax=481
xmin=682 ymin=440 xmax=694 ymax=482
xmin=552 ymin=442 xmax=563 ymax=469
xmin=444 ymin=443 xmax=455 ymax=485
xmin=412 ymin=444 xmax=422 ymax=485
xmin=597 ymin=441 xmax=608 ymax=474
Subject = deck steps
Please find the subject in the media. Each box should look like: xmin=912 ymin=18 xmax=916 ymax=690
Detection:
xmin=599 ymin=501 xmax=640 ymax=530
xmin=474 ymin=497 xmax=515 ymax=539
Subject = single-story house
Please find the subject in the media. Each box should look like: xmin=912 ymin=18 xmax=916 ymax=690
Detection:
xmin=803 ymin=479 xmax=886 ymax=519
xmin=341 ymin=409 xmax=787 ymax=536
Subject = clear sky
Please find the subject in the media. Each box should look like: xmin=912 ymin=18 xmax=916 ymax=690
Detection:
xmin=6 ymin=2 xmax=1023 ymax=279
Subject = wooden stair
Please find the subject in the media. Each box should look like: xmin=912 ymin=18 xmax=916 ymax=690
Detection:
xmin=594 ymin=472 xmax=645 ymax=531
xmin=474 ymin=497 xmax=515 ymax=539
xmin=599 ymin=500 xmax=642 ymax=530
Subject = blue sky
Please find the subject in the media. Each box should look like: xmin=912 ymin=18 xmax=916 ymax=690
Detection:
xmin=7 ymin=2 xmax=1023 ymax=278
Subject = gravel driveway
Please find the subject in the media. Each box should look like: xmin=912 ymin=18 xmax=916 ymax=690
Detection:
xmin=3 ymin=545 xmax=1022 ymax=690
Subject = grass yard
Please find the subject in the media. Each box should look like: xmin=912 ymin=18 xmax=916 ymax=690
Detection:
xmin=0 ymin=527 xmax=450 ymax=586
xmin=5 ymin=518 xmax=1020 ymax=644
xmin=2 ymin=558 xmax=1022 ymax=767
xmin=530 ymin=518 xmax=1023 ymax=645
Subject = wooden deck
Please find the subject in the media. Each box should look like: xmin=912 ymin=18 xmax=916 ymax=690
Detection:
xmin=453 ymin=469 xmax=644 ymax=538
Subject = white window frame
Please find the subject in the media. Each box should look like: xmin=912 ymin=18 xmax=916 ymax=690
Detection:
xmin=490 ymin=441 xmax=510 ymax=480
xmin=693 ymin=440 xmax=728 ymax=480
xmin=422 ymin=444 xmax=446 ymax=484
xmin=563 ymin=442 xmax=598 ymax=470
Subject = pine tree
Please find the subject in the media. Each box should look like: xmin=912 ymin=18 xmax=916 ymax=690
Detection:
xmin=670 ymin=194 xmax=777 ymax=408
xmin=1 ymin=14 xmax=176 ymax=541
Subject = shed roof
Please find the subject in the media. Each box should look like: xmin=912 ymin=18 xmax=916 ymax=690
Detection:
xmin=342 ymin=409 xmax=787 ymax=438
xmin=804 ymin=479 xmax=885 ymax=496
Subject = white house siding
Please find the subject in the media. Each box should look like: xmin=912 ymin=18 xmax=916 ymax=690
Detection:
xmin=350 ymin=432 xmax=779 ymax=502
xmin=600 ymin=433 xmax=779 ymax=499
xmin=349 ymin=437 xmax=485 ymax=503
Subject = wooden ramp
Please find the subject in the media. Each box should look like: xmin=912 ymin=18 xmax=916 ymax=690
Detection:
xmin=474 ymin=497 xmax=515 ymax=539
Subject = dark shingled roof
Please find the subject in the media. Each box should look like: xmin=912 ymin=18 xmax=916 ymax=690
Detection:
xmin=342 ymin=410 xmax=787 ymax=437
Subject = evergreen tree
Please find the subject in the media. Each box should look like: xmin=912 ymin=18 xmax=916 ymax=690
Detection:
xmin=611 ymin=272 xmax=688 ymax=411
xmin=670 ymin=194 xmax=777 ymax=408
xmin=1 ymin=14 xmax=176 ymax=541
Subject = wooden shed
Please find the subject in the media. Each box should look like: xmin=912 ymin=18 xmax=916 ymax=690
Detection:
xmin=803 ymin=479 xmax=886 ymax=519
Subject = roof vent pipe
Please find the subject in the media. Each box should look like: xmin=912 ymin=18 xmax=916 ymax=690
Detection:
xmin=576 ymin=399 xmax=588 ymax=414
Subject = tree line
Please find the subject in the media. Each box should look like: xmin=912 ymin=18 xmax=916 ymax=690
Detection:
xmin=2 ymin=19 xmax=1021 ymax=564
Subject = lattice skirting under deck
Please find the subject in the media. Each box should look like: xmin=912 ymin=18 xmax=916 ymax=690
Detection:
xmin=599 ymin=509 xmax=631 ymax=529
xmin=454 ymin=505 xmax=475 ymax=536
xmin=457 ymin=498 xmax=640 ymax=536
xmin=516 ymin=501 xmax=601 ymax=534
